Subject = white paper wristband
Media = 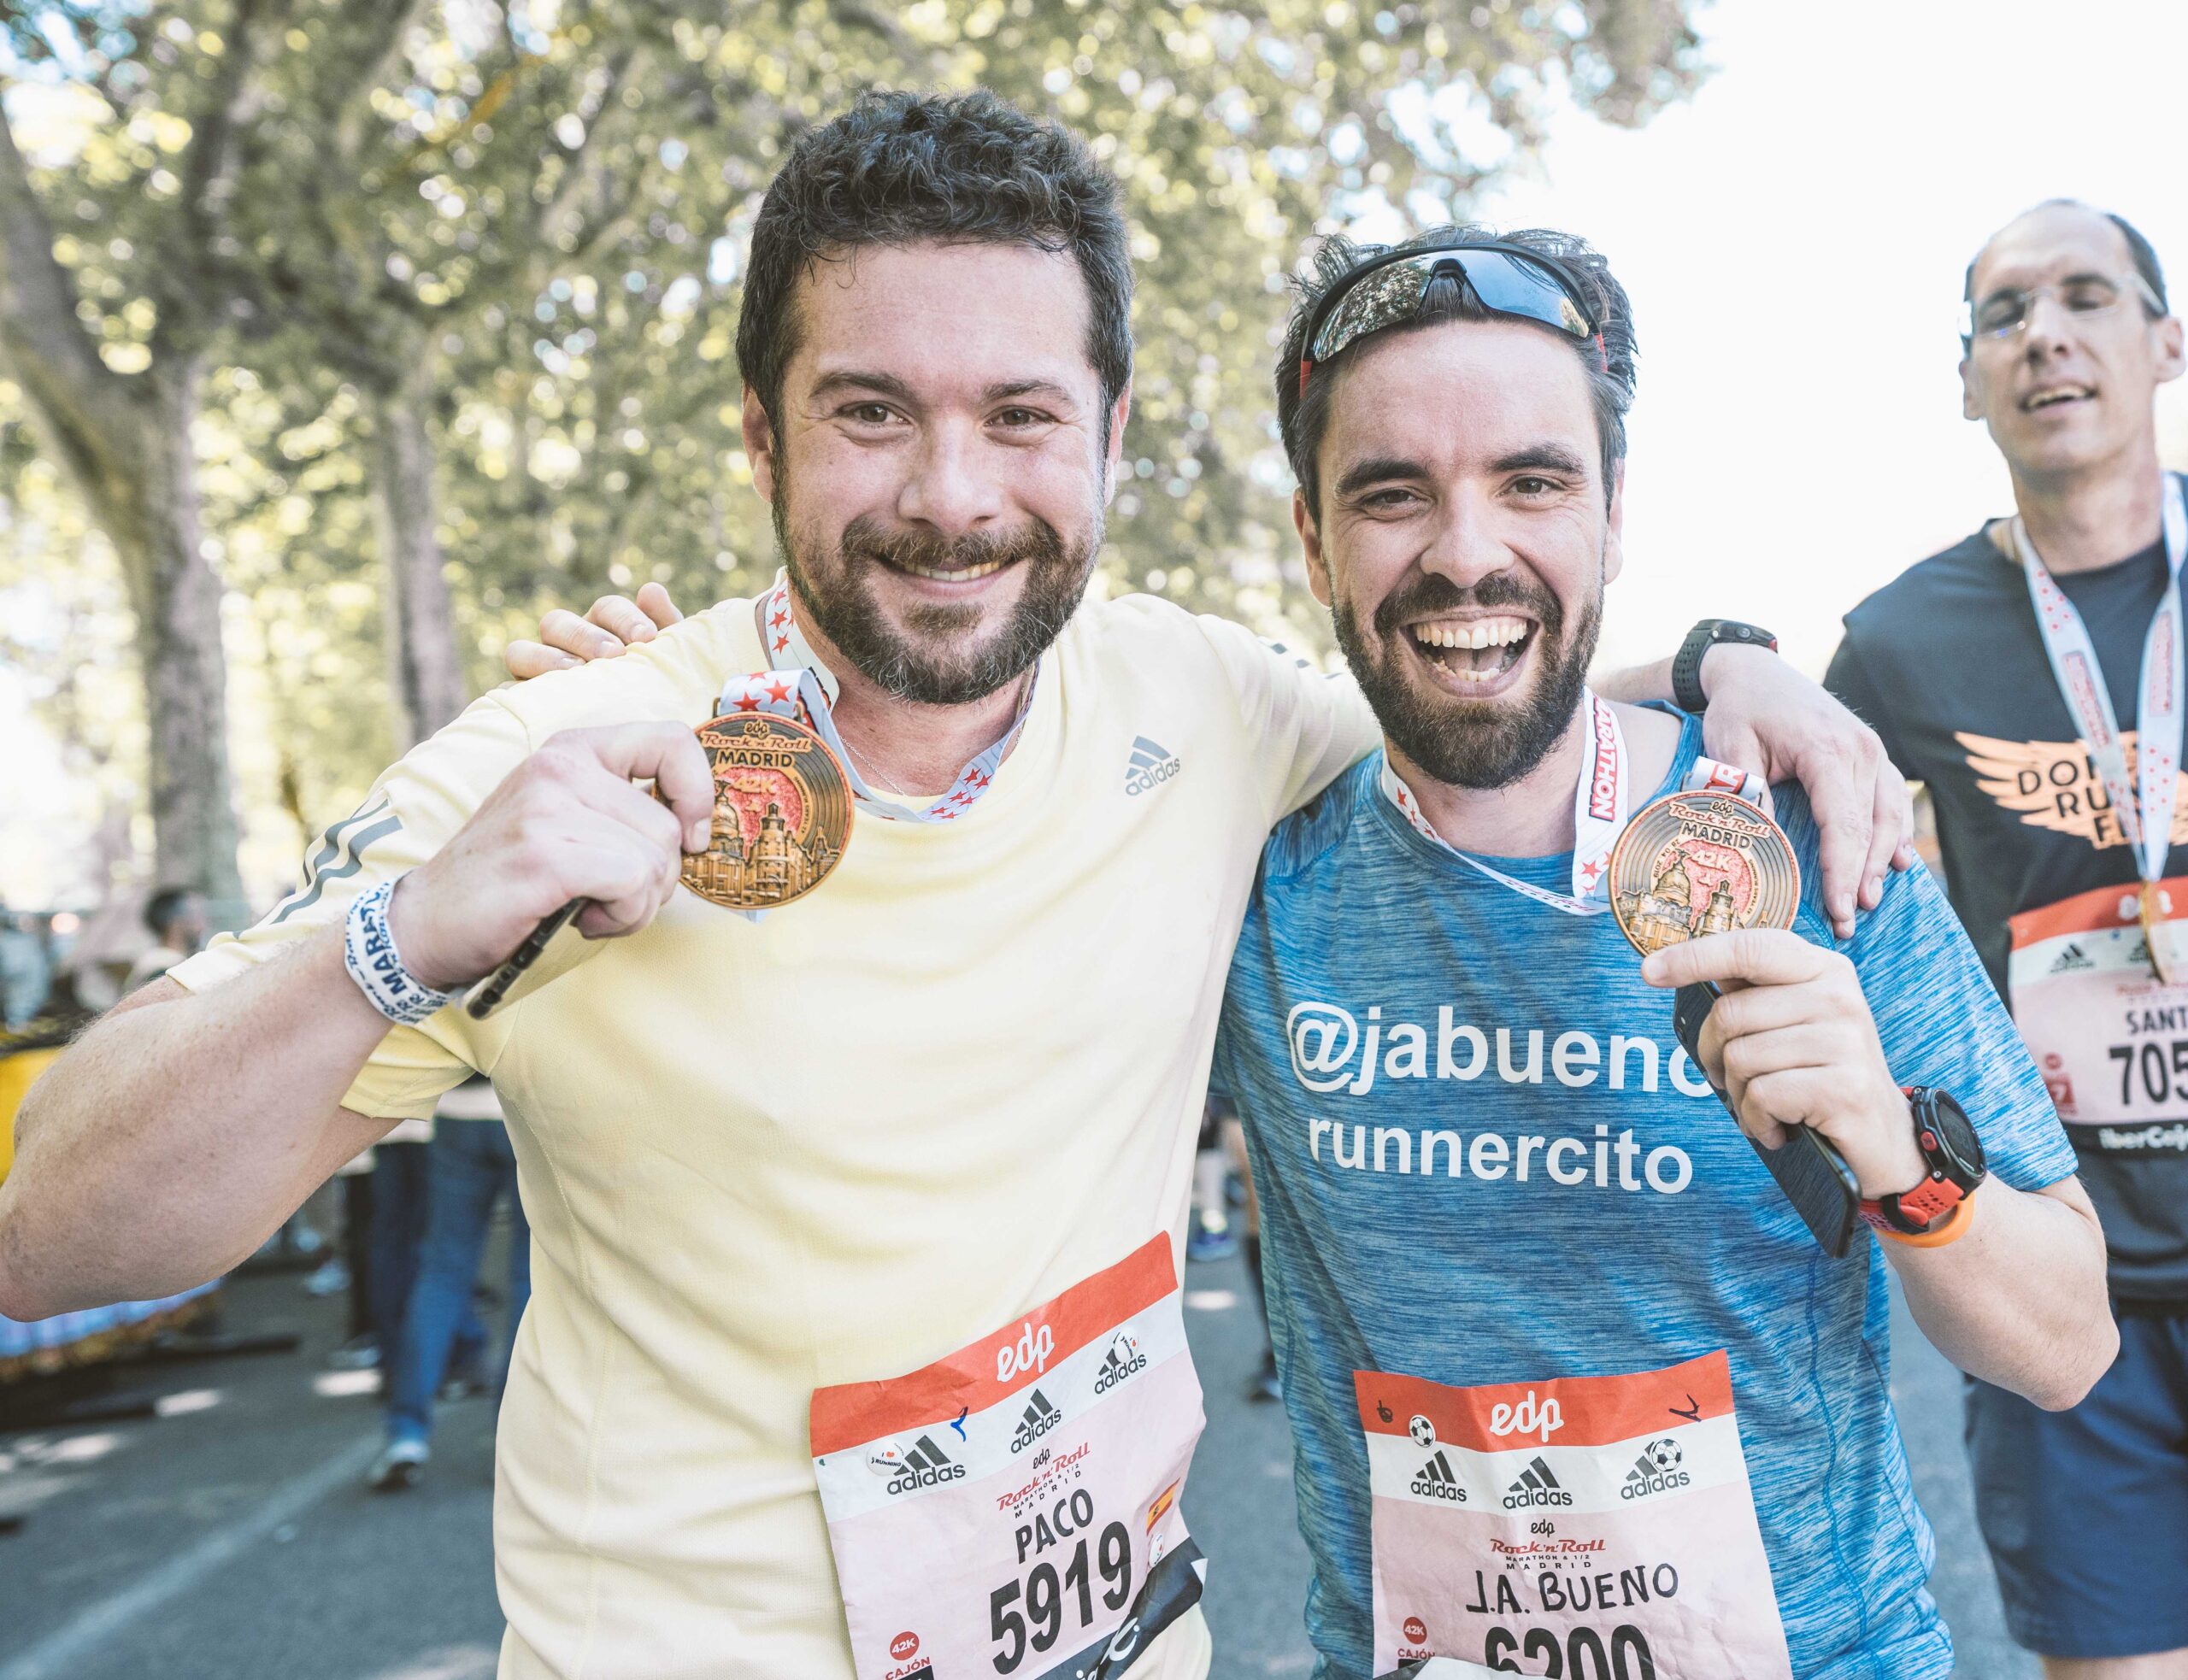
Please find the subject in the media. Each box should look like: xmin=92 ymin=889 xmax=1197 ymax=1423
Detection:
xmin=343 ymin=878 xmax=457 ymax=1026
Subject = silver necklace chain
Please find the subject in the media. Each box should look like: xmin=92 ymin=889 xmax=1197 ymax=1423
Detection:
xmin=842 ymin=738 xmax=914 ymax=796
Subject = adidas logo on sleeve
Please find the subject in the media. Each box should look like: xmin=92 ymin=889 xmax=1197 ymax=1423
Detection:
xmin=1125 ymin=736 xmax=1183 ymax=796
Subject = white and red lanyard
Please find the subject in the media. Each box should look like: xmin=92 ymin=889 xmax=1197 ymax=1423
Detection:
xmin=1378 ymin=690 xmax=1764 ymax=916
xmin=750 ymin=572 xmax=1035 ymax=825
xmin=2013 ymin=473 xmax=2188 ymax=890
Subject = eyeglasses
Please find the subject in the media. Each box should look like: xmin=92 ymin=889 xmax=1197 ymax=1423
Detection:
xmin=1963 ymin=272 xmax=2166 ymax=341
xmin=1298 ymin=244 xmax=1603 ymax=397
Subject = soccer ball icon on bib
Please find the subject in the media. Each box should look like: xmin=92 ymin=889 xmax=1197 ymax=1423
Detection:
xmin=1646 ymin=1438 xmax=1683 ymax=1473
xmin=1409 ymin=1414 xmax=1437 ymax=1449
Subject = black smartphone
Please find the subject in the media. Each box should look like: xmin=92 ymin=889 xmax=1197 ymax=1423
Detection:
xmin=465 ymin=899 xmax=585 ymax=1020
xmin=1673 ymin=982 xmax=1859 ymax=1258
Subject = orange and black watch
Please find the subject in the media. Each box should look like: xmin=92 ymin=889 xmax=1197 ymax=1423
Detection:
xmin=1858 ymin=1086 xmax=1988 ymax=1243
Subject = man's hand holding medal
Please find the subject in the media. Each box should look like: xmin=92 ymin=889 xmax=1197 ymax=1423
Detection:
xmin=1639 ymin=930 xmax=1927 ymax=1198
xmin=385 ymin=723 xmax=717 ymax=995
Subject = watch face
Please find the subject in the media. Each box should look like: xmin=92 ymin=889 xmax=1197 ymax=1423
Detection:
xmin=1914 ymin=1089 xmax=1986 ymax=1184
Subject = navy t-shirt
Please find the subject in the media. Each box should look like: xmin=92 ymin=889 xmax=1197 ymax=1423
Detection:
xmin=1214 ymin=718 xmax=2077 ymax=1679
xmin=1827 ymin=514 xmax=2188 ymax=1301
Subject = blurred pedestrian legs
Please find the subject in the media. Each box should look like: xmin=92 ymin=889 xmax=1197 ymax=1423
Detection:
xmin=373 ymin=1078 xmax=530 ymax=1490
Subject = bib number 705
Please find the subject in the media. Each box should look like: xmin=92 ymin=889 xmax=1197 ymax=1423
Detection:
xmin=990 ymin=1523 xmax=1134 ymax=1672
xmin=2109 ymin=1037 xmax=2188 ymax=1107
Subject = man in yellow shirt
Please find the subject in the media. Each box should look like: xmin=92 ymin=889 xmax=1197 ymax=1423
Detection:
xmin=0 ymin=91 xmax=1907 ymax=1680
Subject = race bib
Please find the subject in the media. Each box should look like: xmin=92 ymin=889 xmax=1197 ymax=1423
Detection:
xmin=810 ymin=1235 xmax=1206 ymax=1680
xmin=2009 ymin=876 xmax=2188 ymax=1153
xmin=1357 ymin=1351 xmax=1791 ymax=1680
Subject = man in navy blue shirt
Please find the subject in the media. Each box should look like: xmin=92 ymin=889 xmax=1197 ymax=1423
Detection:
xmin=1214 ymin=226 xmax=2117 ymax=1679
xmin=1828 ymin=202 xmax=2188 ymax=1678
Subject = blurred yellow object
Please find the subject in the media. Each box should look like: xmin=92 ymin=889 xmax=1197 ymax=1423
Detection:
xmin=0 ymin=1044 xmax=59 ymax=1186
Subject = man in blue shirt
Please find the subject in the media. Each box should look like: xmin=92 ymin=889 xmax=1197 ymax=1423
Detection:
xmin=1214 ymin=226 xmax=2120 ymax=1680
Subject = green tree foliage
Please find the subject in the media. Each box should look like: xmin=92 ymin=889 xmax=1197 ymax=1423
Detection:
xmin=0 ymin=0 xmax=1702 ymax=902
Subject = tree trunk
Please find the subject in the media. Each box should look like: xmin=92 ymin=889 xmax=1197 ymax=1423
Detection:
xmin=102 ymin=363 xmax=246 ymax=917
xmin=0 ymin=112 xmax=244 ymax=919
xmin=368 ymin=374 xmax=466 ymax=750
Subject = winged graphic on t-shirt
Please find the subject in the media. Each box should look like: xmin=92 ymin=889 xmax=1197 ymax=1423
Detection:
xmin=1956 ymin=730 xmax=2188 ymax=850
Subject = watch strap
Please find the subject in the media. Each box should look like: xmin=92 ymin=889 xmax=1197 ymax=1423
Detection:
xmin=1672 ymin=620 xmax=1780 ymax=715
xmin=1859 ymin=1085 xmax=1986 ymax=1239
xmin=1867 ymin=1191 xmax=1976 ymax=1248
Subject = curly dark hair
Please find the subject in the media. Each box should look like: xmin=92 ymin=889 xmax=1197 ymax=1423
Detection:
xmin=1275 ymin=226 xmax=1638 ymax=515
xmin=736 ymin=90 xmax=1132 ymax=437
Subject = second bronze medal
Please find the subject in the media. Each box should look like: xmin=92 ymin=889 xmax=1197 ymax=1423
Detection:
xmin=1609 ymin=790 xmax=1801 ymax=955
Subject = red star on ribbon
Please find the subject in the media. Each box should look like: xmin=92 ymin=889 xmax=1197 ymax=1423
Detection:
xmin=773 ymin=635 xmax=790 ymax=654
xmin=770 ymin=608 xmax=788 ymax=630
xmin=965 ymin=769 xmax=990 ymax=790
xmin=733 ymin=695 xmax=762 ymax=713
xmin=764 ymin=675 xmax=793 ymax=704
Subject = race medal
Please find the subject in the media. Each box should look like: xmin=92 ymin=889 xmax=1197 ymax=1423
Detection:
xmin=681 ymin=708 xmax=853 ymax=911
xmin=2141 ymin=879 xmax=2185 ymax=984
xmin=1609 ymin=790 xmax=1801 ymax=957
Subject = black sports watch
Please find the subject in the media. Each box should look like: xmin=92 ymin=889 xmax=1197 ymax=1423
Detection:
xmin=1672 ymin=620 xmax=1779 ymax=714
xmin=1859 ymin=1086 xmax=1988 ymax=1237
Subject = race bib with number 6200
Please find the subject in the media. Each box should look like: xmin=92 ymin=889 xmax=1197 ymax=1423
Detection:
xmin=810 ymin=1234 xmax=1206 ymax=1680
xmin=1358 ymin=1351 xmax=1791 ymax=1680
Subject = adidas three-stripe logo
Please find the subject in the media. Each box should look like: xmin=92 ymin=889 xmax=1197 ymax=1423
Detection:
xmin=1503 ymin=1454 xmax=1572 ymax=1508
xmin=1409 ymin=1449 xmax=1465 ymax=1502
xmin=1010 ymin=1388 xmax=1062 ymax=1454
xmin=1125 ymin=735 xmax=1183 ymax=796
xmin=885 ymin=1433 xmax=966 ymax=1492
xmin=904 ymin=1436 xmax=953 ymax=1471
xmin=1620 ymin=1439 xmax=1689 ymax=1501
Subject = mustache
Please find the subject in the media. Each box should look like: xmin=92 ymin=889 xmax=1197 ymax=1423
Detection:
xmin=1372 ymin=570 xmax=1562 ymax=642
xmin=840 ymin=514 xmax=1067 ymax=573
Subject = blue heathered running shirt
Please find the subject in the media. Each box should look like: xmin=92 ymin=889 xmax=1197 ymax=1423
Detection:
xmin=1212 ymin=711 xmax=2079 ymax=1680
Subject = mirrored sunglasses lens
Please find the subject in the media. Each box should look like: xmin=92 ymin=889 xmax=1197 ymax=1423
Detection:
xmin=1455 ymin=250 xmax=1589 ymax=338
xmin=1309 ymin=258 xmax=1432 ymax=362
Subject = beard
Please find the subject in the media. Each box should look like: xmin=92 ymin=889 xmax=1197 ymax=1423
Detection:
xmin=1332 ymin=565 xmax=1603 ymax=790
xmin=773 ymin=476 xmax=1100 ymax=707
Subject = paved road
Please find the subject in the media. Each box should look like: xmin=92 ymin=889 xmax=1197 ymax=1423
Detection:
xmin=0 ymin=1248 xmax=2034 ymax=1680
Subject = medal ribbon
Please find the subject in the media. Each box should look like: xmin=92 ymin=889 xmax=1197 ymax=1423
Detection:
xmin=1379 ymin=692 xmax=1767 ymax=918
xmin=2013 ymin=473 xmax=2188 ymax=889
xmin=713 ymin=666 xmax=832 ymax=726
xmin=755 ymin=573 xmax=1035 ymax=824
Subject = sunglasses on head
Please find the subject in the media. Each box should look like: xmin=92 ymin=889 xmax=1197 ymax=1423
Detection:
xmin=1298 ymin=243 xmax=1604 ymax=397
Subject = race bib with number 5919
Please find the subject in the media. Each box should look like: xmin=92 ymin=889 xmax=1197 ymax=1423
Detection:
xmin=810 ymin=1234 xmax=1207 ymax=1680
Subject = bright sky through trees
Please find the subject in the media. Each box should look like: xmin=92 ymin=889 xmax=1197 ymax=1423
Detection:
xmin=1473 ymin=0 xmax=2188 ymax=674
xmin=8 ymin=1 xmax=2185 ymax=906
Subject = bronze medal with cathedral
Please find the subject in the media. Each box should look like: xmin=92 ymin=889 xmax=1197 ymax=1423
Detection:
xmin=1609 ymin=790 xmax=1800 ymax=958
xmin=681 ymin=710 xmax=853 ymax=910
